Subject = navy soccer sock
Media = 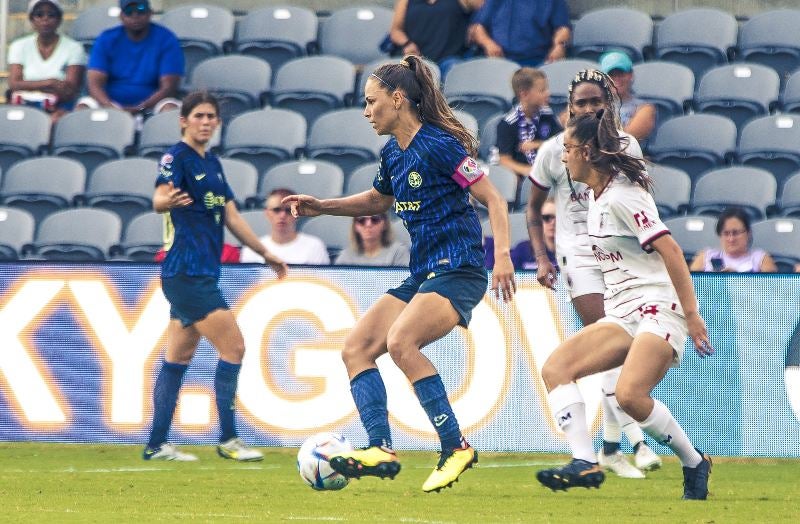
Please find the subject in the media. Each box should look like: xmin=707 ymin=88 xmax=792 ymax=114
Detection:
xmin=215 ymin=359 xmax=242 ymax=443
xmin=147 ymin=361 xmax=188 ymax=449
xmin=350 ymin=368 xmax=392 ymax=449
xmin=413 ymin=374 xmax=462 ymax=451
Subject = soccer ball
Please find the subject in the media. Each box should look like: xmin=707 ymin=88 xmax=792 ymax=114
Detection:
xmin=297 ymin=432 xmax=352 ymax=490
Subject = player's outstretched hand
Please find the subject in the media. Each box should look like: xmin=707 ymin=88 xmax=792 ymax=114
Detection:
xmin=165 ymin=181 xmax=192 ymax=209
xmin=536 ymin=259 xmax=557 ymax=290
xmin=263 ymin=251 xmax=288 ymax=279
xmin=687 ymin=311 xmax=714 ymax=358
xmin=491 ymin=256 xmax=516 ymax=302
xmin=282 ymin=194 xmax=323 ymax=218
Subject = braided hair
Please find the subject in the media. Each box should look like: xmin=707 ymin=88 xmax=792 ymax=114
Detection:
xmin=567 ymin=69 xmax=621 ymax=131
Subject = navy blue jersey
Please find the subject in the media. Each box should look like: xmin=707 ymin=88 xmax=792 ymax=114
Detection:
xmin=155 ymin=141 xmax=234 ymax=279
xmin=373 ymin=123 xmax=485 ymax=278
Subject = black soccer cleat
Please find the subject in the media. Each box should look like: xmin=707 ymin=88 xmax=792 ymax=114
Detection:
xmin=328 ymin=446 xmax=402 ymax=480
xmin=537 ymin=459 xmax=606 ymax=491
xmin=682 ymin=450 xmax=712 ymax=500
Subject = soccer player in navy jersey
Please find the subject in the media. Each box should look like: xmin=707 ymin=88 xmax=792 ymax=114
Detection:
xmin=283 ymin=55 xmax=516 ymax=492
xmin=143 ymin=92 xmax=287 ymax=462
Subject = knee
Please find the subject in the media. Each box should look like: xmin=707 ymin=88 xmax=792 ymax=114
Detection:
xmin=541 ymin=355 xmax=574 ymax=391
xmin=342 ymin=331 xmax=378 ymax=369
xmin=614 ymin=383 xmax=643 ymax=417
xmin=385 ymin=332 xmax=417 ymax=369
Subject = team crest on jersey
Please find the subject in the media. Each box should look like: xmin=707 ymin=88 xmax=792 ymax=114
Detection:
xmin=456 ymin=157 xmax=482 ymax=183
xmin=408 ymin=171 xmax=422 ymax=188
xmin=160 ymin=153 xmax=173 ymax=167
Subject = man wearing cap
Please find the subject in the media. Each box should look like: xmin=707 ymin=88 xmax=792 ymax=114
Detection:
xmin=81 ymin=1 xmax=183 ymax=115
xmin=599 ymin=50 xmax=656 ymax=143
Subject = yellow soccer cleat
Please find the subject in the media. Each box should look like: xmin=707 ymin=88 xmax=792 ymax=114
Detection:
xmin=329 ymin=446 xmax=401 ymax=479
xmin=422 ymin=446 xmax=478 ymax=493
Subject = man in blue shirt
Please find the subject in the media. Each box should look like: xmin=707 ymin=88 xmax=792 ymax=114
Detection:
xmin=470 ymin=0 xmax=571 ymax=66
xmin=83 ymin=0 xmax=184 ymax=114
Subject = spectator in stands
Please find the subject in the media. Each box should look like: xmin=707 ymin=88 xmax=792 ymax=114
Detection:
xmin=79 ymin=0 xmax=183 ymax=116
xmin=485 ymin=197 xmax=558 ymax=271
xmin=6 ymin=0 xmax=86 ymax=121
xmin=386 ymin=0 xmax=484 ymax=75
xmin=689 ymin=207 xmax=777 ymax=273
xmin=240 ymin=188 xmax=330 ymax=265
xmin=470 ymin=0 xmax=571 ymax=66
xmin=335 ymin=213 xmax=410 ymax=266
xmin=496 ymin=67 xmax=561 ymax=178
xmin=599 ymin=51 xmax=656 ymax=144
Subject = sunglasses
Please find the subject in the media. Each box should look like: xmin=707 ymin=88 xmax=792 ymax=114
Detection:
xmin=542 ymin=214 xmax=555 ymax=223
xmin=122 ymin=3 xmax=150 ymax=16
xmin=269 ymin=206 xmax=293 ymax=215
xmin=32 ymin=10 xmax=60 ymax=19
xmin=355 ymin=215 xmax=385 ymax=225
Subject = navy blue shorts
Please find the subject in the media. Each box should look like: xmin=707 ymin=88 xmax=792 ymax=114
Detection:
xmin=161 ymin=274 xmax=229 ymax=327
xmin=387 ymin=266 xmax=488 ymax=327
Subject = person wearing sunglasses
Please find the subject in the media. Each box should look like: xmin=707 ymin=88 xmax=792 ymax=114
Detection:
xmin=335 ymin=213 xmax=410 ymax=266
xmin=239 ymin=188 xmax=330 ymax=265
xmin=486 ymin=197 xmax=559 ymax=271
xmin=80 ymin=0 xmax=183 ymax=116
xmin=7 ymin=0 xmax=86 ymax=121
xmin=689 ymin=207 xmax=777 ymax=273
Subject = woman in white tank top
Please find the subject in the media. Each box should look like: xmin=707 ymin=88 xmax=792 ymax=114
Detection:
xmin=689 ymin=207 xmax=777 ymax=273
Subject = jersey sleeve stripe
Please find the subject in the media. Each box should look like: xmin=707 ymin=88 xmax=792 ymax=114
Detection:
xmin=640 ymin=230 xmax=671 ymax=251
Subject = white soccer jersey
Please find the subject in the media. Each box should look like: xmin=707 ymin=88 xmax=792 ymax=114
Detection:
xmin=587 ymin=174 xmax=679 ymax=317
xmin=529 ymin=131 xmax=642 ymax=269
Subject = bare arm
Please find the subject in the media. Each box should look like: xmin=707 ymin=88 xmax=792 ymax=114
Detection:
xmin=545 ymin=26 xmax=571 ymax=63
xmin=652 ymin=234 xmax=713 ymax=356
xmin=459 ymin=0 xmax=484 ymax=10
xmin=469 ymin=23 xmax=503 ymax=57
xmin=470 ymin=176 xmax=515 ymax=301
xmin=283 ymin=188 xmax=395 ymax=218
xmin=498 ymin=153 xmax=533 ymax=178
xmin=125 ymin=74 xmax=181 ymax=113
xmin=153 ymin=181 xmax=192 ymax=213
xmin=526 ymin=183 xmax=557 ymax=289
xmin=224 ymin=200 xmax=288 ymax=278
xmin=688 ymin=250 xmax=706 ymax=272
xmin=87 ymin=69 xmax=118 ymax=107
xmin=388 ymin=0 xmax=421 ymax=55
xmin=623 ymin=103 xmax=657 ymax=142
xmin=760 ymin=253 xmax=778 ymax=273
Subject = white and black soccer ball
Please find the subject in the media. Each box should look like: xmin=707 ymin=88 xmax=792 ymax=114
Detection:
xmin=297 ymin=432 xmax=352 ymax=491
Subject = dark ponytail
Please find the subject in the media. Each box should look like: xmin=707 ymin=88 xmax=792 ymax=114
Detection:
xmin=371 ymin=55 xmax=477 ymax=156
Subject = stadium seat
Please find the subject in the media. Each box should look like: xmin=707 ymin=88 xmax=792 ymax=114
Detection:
xmin=649 ymin=164 xmax=691 ymax=219
xmin=737 ymin=115 xmax=800 ymax=193
xmin=690 ymin=167 xmax=777 ymax=221
xmin=318 ymin=6 xmax=393 ymax=65
xmin=632 ymin=61 xmax=694 ymax=123
xmin=26 ymin=208 xmax=121 ymax=261
xmin=78 ymin=158 xmax=157 ymax=226
xmin=234 ymin=6 xmax=318 ymax=76
xmin=647 ymin=114 xmax=737 ymax=182
xmin=391 ymin=219 xmax=411 ymax=247
xmin=538 ymin=59 xmax=598 ymax=117
xmin=271 ymin=56 xmax=357 ymax=126
xmin=0 ymin=105 xmax=51 ymax=175
xmin=484 ymin=165 xmax=519 ymax=210
xmin=738 ymin=9 xmax=800 ymax=85
xmin=782 ymin=70 xmax=800 ymax=113
xmin=481 ymin=212 xmax=528 ymax=245
xmin=113 ymin=211 xmax=163 ymax=262
xmin=224 ymin=208 xmax=271 ymax=246
xmin=69 ymin=4 xmax=121 ymax=54
xmin=356 ymin=58 xmax=441 ymax=99
xmin=345 ymin=162 xmax=379 ymax=195
xmin=259 ymin=160 xmax=344 ymax=203
xmin=0 ymin=157 xmax=86 ymax=227
xmin=654 ymin=8 xmax=737 ymax=86
xmin=695 ymin=63 xmax=780 ymax=130
xmin=299 ymin=215 xmax=353 ymax=259
xmin=444 ymin=58 xmax=518 ymax=128
xmin=0 ymin=206 xmax=35 ymax=260
xmin=138 ymin=110 xmax=221 ymax=159
xmin=52 ymin=108 xmax=135 ymax=175
xmin=223 ymin=108 xmax=305 ymax=176
xmin=306 ymin=108 xmax=387 ymax=175
xmin=478 ymin=112 xmax=505 ymax=161
xmin=453 ymin=109 xmax=479 ymax=140
xmin=159 ymin=4 xmax=235 ymax=79
xmin=571 ymin=7 xmax=654 ymax=62
xmin=188 ymin=55 xmax=270 ymax=123
xmin=778 ymin=172 xmax=800 ymax=217
xmin=220 ymin=157 xmax=259 ymax=209
xmin=751 ymin=217 xmax=800 ymax=271
xmin=663 ymin=215 xmax=718 ymax=262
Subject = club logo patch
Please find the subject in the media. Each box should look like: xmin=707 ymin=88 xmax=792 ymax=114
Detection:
xmin=408 ymin=171 xmax=422 ymax=188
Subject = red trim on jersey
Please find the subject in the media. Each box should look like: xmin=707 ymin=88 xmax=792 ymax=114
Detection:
xmin=641 ymin=230 xmax=670 ymax=252
xmin=593 ymin=175 xmax=615 ymax=200
xmin=665 ymin=333 xmax=671 ymax=342
xmin=529 ymin=175 xmax=551 ymax=191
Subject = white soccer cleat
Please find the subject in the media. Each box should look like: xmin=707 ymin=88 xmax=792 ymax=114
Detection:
xmin=143 ymin=443 xmax=198 ymax=461
xmin=217 ymin=437 xmax=264 ymax=462
xmin=634 ymin=443 xmax=663 ymax=471
xmin=598 ymin=450 xmax=645 ymax=478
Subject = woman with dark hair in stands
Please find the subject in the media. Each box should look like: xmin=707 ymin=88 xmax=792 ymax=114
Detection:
xmin=535 ymin=110 xmax=713 ymax=500
xmin=335 ymin=212 xmax=410 ymax=266
xmin=690 ymin=207 xmax=777 ymax=273
xmin=283 ymin=55 xmax=515 ymax=492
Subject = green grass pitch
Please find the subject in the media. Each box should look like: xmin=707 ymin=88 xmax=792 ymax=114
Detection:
xmin=0 ymin=443 xmax=796 ymax=523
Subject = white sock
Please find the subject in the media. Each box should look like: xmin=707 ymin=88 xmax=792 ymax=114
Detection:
xmin=601 ymin=393 xmax=623 ymax=443
xmin=601 ymin=367 xmax=645 ymax=447
xmin=639 ymin=399 xmax=701 ymax=467
xmin=548 ymin=384 xmax=596 ymax=463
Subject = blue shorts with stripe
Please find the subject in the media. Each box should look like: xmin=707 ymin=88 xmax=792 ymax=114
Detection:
xmin=161 ymin=274 xmax=229 ymax=327
xmin=387 ymin=265 xmax=488 ymax=327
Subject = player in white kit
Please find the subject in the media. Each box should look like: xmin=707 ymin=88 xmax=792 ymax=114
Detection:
xmin=535 ymin=110 xmax=714 ymax=500
xmin=527 ymin=69 xmax=661 ymax=478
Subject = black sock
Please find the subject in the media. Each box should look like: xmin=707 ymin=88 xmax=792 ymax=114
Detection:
xmin=603 ymin=440 xmax=621 ymax=455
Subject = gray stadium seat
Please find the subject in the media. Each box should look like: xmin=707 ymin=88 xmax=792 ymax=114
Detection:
xmin=782 ymin=70 xmax=800 ymax=113
xmin=318 ymin=6 xmax=393 ymax=65
xmin=391 ymin=219 xmax=411 ymax=247
xmin=695 ymin=63 xmax=780 ymax=130
xmin=234 ymin=6 xmax=318 ymax=75
xmin=356 ymin=58 xmax=441 ymax=100
xmin=648 ymin=114 xmax=737 ymax=182
xmin=189 ymin=55 xmax=270 ymax=123
xmin=114 ymin=211 xmax=163 ymax=261
xmin=160 ymin=4 xmax=236 ymax=78
xmin=52 ymin=108 xmax=135 ymax=174
xmin=69 ymin=4 xmax=121 ymax=54
xmin=138 ymin=110 xmax=221 ymax=159
xmin=28 ymin=208 xmax=121 ymax=261
xmin=485 ymin=164 xmax=519 ymax=210
xmin=0 ymin=105 xmax=51 ymax=175
xmin=663 ymin=215 xmax=718 ymax=262
xmin=0 ymin=206 xmax=35 ymax=260
xmin=481 ymin=212 xmax=528 ymax=245
xmin=691 ymin=167 xmax=777 ymax=221
xmin=751 ymin=217 xmax=800 ymax=271
xmin=649 ymin=164 xmax=691 ymax=219
xmin=737 ymin=115 xmax=800 ymax=193
xmin=571 ymin=7 xmax=654 ymax=62
xmin=444 ymin=58 xmax=518 ymax=128
xmin=306 ymin=108 xmax=387 ymax=175
xmin=259 ymin=160 xmax=344 ymax=203
xmin=453 ymin=109 xmax=479 ymax=140
xmin=478 ymin=112 xmax=504 ymax=161
xmin=632 ymin=61 xmax=694 ymax=123
xmin=224 ymin=208 xmax=271 ymax=246
xmin=223 ymin=108 xmax=305 ymax=175
xmin=271 ymin=56 xmax=357 ymax=126
xmin=654 ymin=8 xmax=737 ymax=86
xmin=538 ymin=59 xmax=598 ymax=117
xmin=299 ymin=215 xmax=353 ymax=259
xmin=345 ymin=162 xmax=379 ymax=195
xmin=219 ymin=157 xmax=259 ymax=209
xmin=779 ymin=172 xmax=800 ymax=217
xmin=79 ymin=158 xmax=157 ymax=226
xmin=738 ymin=9 xmax=800 ymax=84
xmin=0 ymin=157 xmax=86 ymax=227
